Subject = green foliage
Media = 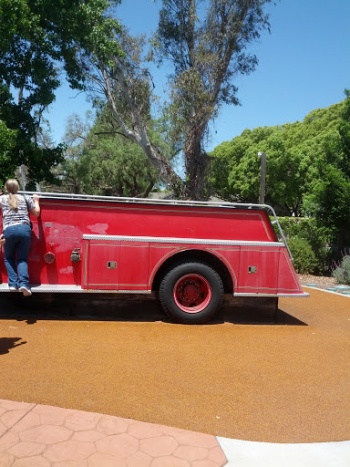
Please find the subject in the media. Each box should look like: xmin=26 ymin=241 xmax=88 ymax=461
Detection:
xmin=77 ymin=136 xmax=159 ymax=197
xmin=303 ymin=91 xmax=350 ymax=253
xmin=287 ymin=236 xmax=318 ymax=275
xmin=304 ymin=165 xmax=350 ymax=231
xmin=0 ymin=0 xmax=122 ymax=184
xmin=278 ymin=217 xmax=332 ymax=274
xmin=211 ymin=100 xmax=344 ymax=214
xmin=55 ymin=112 xmax=161 ymax=197
xmin=0 ymin=120 xmax=17 ymax=185
xmin=332 ymin=255 xmax=350 ymax=284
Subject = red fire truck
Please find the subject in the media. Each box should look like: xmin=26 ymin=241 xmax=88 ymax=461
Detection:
xmin=0 ymin=192 xmax=308 ymax=323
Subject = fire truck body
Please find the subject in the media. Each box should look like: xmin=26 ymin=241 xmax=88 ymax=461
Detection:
xmin=0 ymin=193 xmax=307 ymax=323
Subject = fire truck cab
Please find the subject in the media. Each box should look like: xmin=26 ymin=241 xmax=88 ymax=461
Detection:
xmin=0 ymin=192 xmax=308 ymax=323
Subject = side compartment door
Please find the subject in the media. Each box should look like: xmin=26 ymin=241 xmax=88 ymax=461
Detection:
xmin=82 ymin=239 xmax=120 ymax=289
xmin=237 ymin=246 xmax=279 ymax=294
xmin=117 ymin=240 xmax=150 ymax=291
xmin=82 ymin=238 xmax=151 ymax=291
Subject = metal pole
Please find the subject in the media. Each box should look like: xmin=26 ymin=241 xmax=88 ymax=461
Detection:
xmin=258 ymin=152 xmax=266 ymax=204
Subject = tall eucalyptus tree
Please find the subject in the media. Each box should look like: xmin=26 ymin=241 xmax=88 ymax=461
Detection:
xmin=86 ymin=0 xmax=273 ymax=199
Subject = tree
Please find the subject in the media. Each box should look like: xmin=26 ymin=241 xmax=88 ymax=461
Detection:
xmin=0 ymin=120 xmax=17 ymax=180
xmin=83 ymin=29 xmax=184 ymax=196
xmin=83 ymin=0 xmax=273 ymax=200
xmin=71 ymin=111 xmax=161 ymax=197
xmin=77 ymin=136 xmax=160 ymax=197
xmin=210 ymin=101 xmax=344 ymax=215
xmin=0 ymin=0 xmax=123 ymax=186
xmin=154 ymin=0 xmax=272 ymax=199
xmin=46 ymin=110 xmax=163 ymax=197
xmin=304 ymin=90 xmax=350 ymax=253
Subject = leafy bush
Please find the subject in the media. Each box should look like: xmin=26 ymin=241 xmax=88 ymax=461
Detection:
xmin=276 ymin=217 xmax=333 ymax=274
xmin=287 ymin=236 xmax=318 ymax=274
xmin=332 ymin=255 xmax=350 ymax=284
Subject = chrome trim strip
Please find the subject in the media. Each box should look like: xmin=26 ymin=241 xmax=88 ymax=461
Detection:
xmin=0 ymin=284 xmax=308 ymax=297
xmin=21 ymin=190 xmax=273 ymax=210
xmin=234 ymin=292 xmax=310 ymax=298
xmin=82 ymin=234 xmax=283 ymax=248
xmin=0 ymin=284 xmax=151 ymax=294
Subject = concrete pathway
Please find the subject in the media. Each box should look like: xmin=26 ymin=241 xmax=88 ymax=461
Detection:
xmin=1 ymin=399 xmax=349 ymax=466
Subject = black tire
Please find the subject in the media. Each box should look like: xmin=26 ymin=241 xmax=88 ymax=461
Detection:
xmin=159 ymin=262 xmax=224 ymax=324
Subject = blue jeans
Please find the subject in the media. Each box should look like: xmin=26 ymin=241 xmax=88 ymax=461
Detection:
xmin=3 ymin=224 xmax=32 ymax=289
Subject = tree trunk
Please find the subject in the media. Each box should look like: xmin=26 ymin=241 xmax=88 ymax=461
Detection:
xmin=184 ymin=123 xmax=211 ymax=200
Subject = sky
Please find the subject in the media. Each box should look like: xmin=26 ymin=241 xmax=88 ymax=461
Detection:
xmin=46 ymin=0 xmax=350 ymax=151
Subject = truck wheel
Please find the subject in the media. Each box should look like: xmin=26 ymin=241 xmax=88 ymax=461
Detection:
xmin=159 ymin=262 xmax=224 ymax=324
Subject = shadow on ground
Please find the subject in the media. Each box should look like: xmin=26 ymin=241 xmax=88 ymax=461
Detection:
xmin=0 ymin=337 xmax=27 ymax=354
xmin=0 ymin=293 xmax=307 ymax=326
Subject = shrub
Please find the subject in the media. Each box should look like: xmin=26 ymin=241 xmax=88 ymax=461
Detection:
xmin=287 ymin=236 xmax=319 ymax=274
xmin=277 ymin=217 xmax=332 ymax=274
xmin=332 ymin=255 xmax=350 ymax=284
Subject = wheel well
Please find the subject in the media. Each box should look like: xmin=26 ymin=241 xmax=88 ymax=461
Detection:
xmin=152 ymin=249 xmax=233 ymax=293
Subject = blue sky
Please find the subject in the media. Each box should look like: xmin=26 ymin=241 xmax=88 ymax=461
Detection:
xmin=47 ymin=0 xmax=350 ymax=151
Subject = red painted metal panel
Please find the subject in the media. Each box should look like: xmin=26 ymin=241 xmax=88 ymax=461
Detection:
xmin=36 ymin=198 xmax=277 ymax=242
xmin=118 ymin=241 xmax=151 ymax=290
xmin=277 ymin=249 xmax=304 ymax=294
xmin=236 ymin=247 xmax=280 ymax=295
xmin=83 ymin=241 xmax=120 ymax=289
xmin=82 ymin=239 xmax=150 ymax=290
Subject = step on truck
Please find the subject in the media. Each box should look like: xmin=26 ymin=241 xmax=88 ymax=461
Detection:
xmin=0 ymin=192 xmax=308 ymax=323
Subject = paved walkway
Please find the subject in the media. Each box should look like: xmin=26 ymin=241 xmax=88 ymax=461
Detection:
xmin=1 ymin=399 xmax=349 ymax=466
xmin=304 ymin=282 xmax=350 ymax=296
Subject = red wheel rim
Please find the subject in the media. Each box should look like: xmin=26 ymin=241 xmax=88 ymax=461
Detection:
xmin=173 ymin=274 xmax=212 ymax=314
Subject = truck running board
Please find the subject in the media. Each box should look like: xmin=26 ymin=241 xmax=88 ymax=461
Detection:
xmin=0 ymin=284 xmax=151 ymax=294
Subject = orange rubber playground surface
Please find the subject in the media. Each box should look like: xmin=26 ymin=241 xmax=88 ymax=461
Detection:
xmin=0 ymin=286 xmax=349 ymax=465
